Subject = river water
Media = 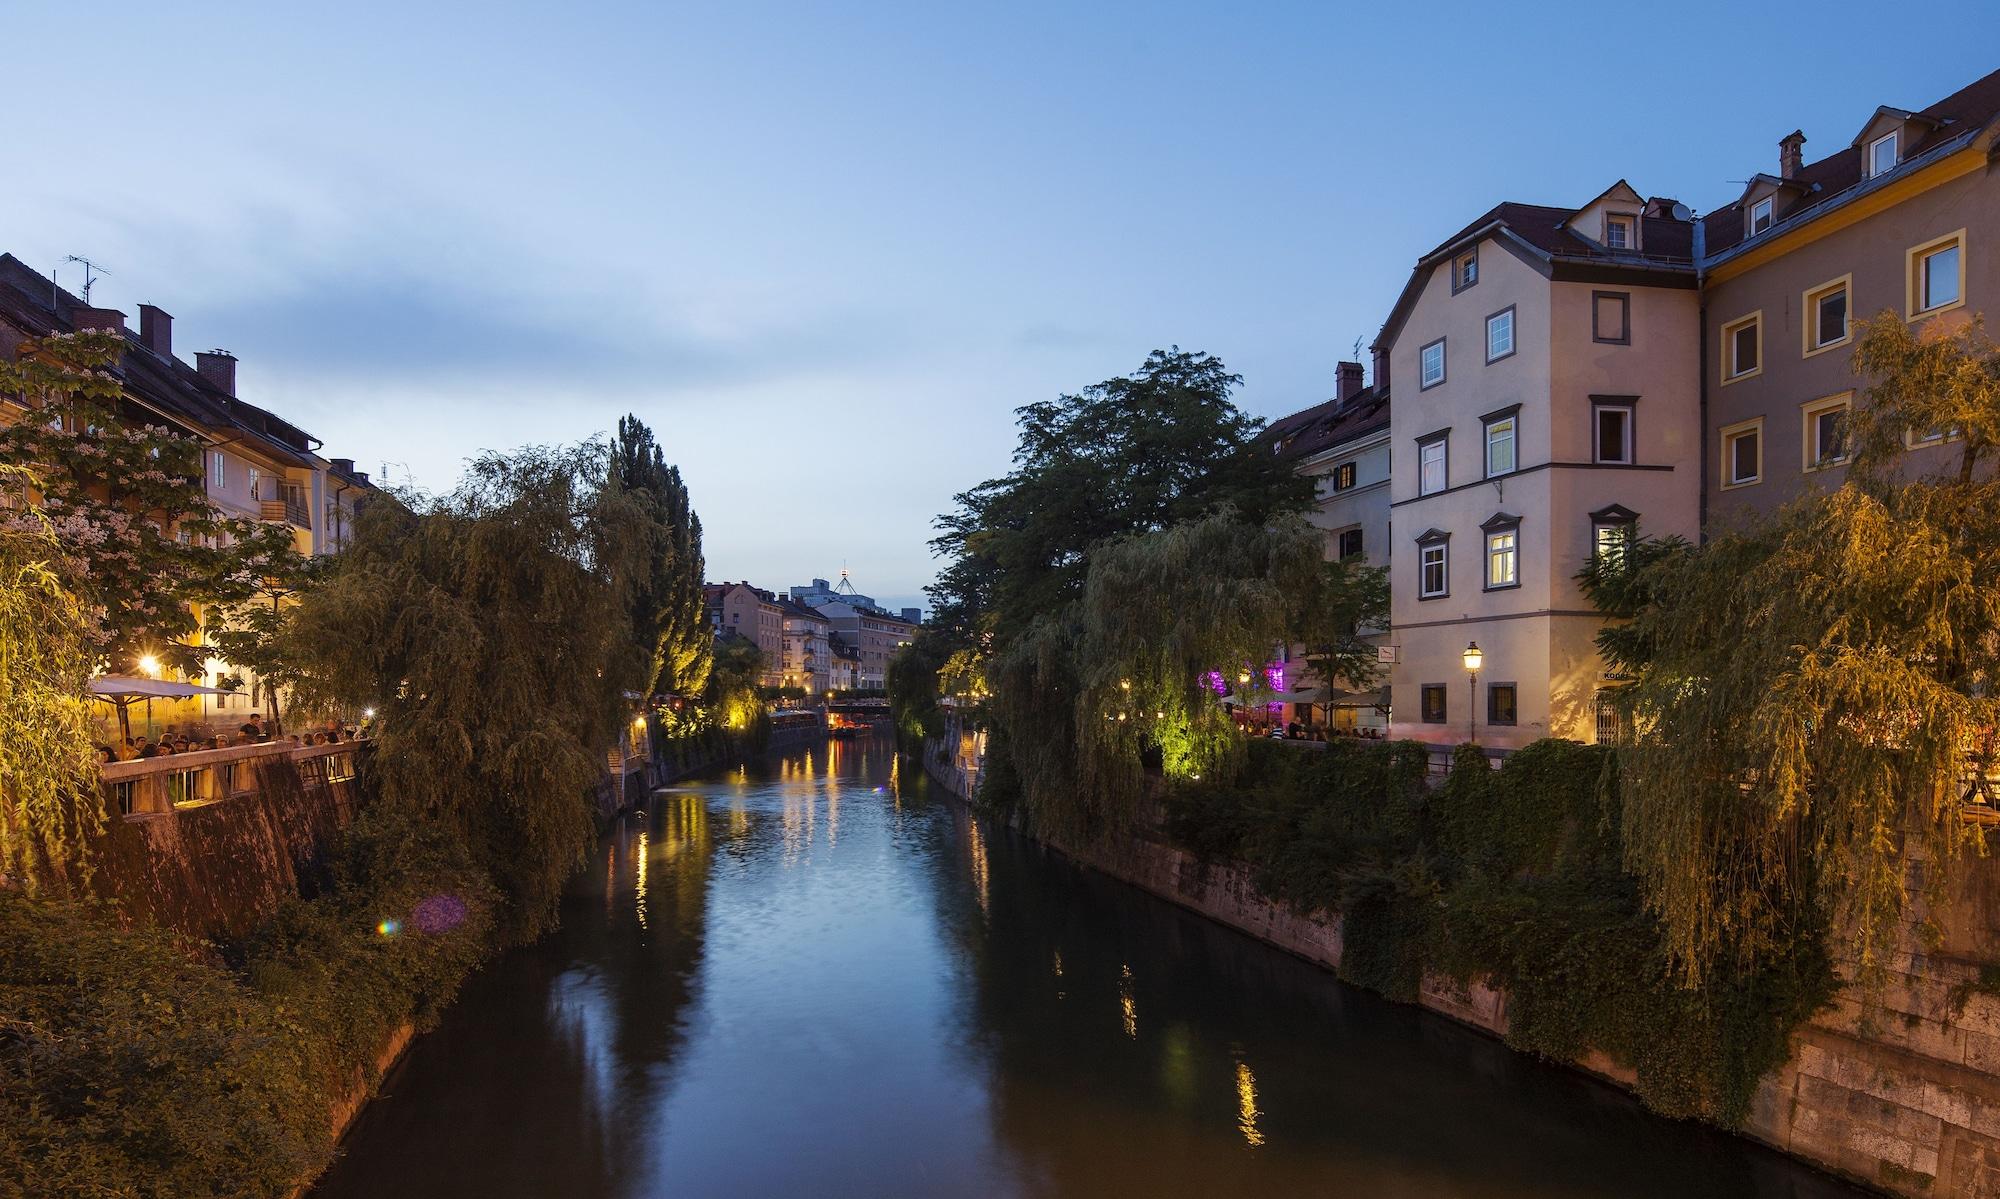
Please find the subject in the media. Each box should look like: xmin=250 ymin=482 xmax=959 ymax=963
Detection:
xmin=312 ymin=735 xmax=1865 ymax=1198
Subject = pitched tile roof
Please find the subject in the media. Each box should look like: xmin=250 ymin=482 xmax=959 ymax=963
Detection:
xmin=1263 ymin=386 xmax=1390 ymax=466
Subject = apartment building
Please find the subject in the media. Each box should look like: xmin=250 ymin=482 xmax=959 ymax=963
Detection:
xmin=1375 ymin=186 xmax=1702 ymax=748
xmin=1700 ymin=70 xmax=2000 ymax=523
xmin=705 ymin=582 xmax=786 ymax=686
xmin=1263 ymin=360 xmax=1392 ymax=731
xmin=777 ymin=598 xmax=835 ymax=693
xmin=812 ymin=599 xmax=919 ymax=690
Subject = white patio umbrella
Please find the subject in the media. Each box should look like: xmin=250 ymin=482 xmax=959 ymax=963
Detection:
xmin=89 ymin=676 xmax=232 ymax=742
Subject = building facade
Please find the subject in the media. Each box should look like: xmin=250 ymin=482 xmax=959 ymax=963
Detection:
xmin=706 ymin=582 xmax=786 ymax=686
xmin=1376 ymin=187 xmax=1702 ymax=749
xmin=777 ymin=598 xmax=835 ymax=693
xmin=811 ymin=599 xmax=918 ymax=691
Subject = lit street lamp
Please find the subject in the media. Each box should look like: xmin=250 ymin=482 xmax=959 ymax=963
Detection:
xmin=1462 ymin=641 xmax=1482 ymax=745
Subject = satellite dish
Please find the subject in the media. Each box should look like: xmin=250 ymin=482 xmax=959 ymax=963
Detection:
xmin=1671 ymin=202 xmax=1693 ymax=221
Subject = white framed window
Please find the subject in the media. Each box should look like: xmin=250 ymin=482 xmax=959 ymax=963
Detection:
xmin=1870 ymin=131 xmax=1899 ymax=177
xmin=210 ymin=450 xmax=227 ymax=488
xmin=1484 ymin=527 xmax=1518 ymax=590
xmin=1419 ymin=436 xmax=1447 ymax=496
xmin=1908 ymin=231 xmax=1966 ymax=318
xmin=1483 ymin=412 xmax=1517 ymax=478
xmin=1593 ymin=520 xmax=1634 ymax=564
xmin=1750 ymin=196 xmax=1774 ymax=236
xmin=1418 ymin=538 xmax=1449 ymax=599
xmin=1803 ymin=276 xmax=1851 ymax=355
xmin=1485 ymin=307 xmax=1515 ymax=363
xmin=1722 ymin=312 xmax=1762 ymax=382
xmin=1721 ymin=417 xmax=1763 ymax=488
xmin=1803 ymin=393 xmax=1852 ymax=471
xmin=1420 ymin=338 xmax=1446 ymax=389
xmin=1605 ymin=215 xmax=1633 ymax=249
xmin=1452 ymin=250 xmax=1478 ymax=293
xmin=1592 ymin=401 xmax=1634 ymax=464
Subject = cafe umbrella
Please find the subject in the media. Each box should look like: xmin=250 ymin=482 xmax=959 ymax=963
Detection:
xmin=88 ymin=675 xmax=232 ymax=743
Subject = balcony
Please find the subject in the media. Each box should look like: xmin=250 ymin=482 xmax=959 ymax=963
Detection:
xmin=252 ymin=478 xmax=312 ymax=529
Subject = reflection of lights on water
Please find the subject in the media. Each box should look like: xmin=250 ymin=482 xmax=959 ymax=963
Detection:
xmin=635 ymin=829 xmax=650 ymax=930
xmin=1235 ymin=1060 xmax=1265 ymax=1147
xmin=1119 ymin=964 xmax=1137 ymax=1039
xmin=1052 ymin=950 xmax=1063 ymax=978
xmin=967 ymin=818 xmax=990 ymax=916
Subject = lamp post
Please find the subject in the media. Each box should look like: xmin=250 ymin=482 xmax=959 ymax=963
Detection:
xmin=1462 ymin=640 xmax=1482 ymax=745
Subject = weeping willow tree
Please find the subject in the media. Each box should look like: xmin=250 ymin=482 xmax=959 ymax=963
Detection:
xmin=1584 ymin=312 xmax=2000 ymax=993
xmin=0 ymin=465 xmax=101 ymax=891
xmin=284 ymin=444 xmax=649 ymax=939
xmin=992 ymin=511 xmax=1382 ymax=842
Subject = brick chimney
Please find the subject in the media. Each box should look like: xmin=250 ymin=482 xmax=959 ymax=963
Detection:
xmin=1780 ymin=130 xmax=1806 ymax=180
xmin=1370 ymin=345 xmax=1389 ymax=394
xmin=69 ymin=306 xmax=126 ymax=334
xmin=138 ymin=304 xmax=172 ymax=357
xmin=1336 ymin=360 xmax=1365 ymax=403
xmin=195 ymin=349 xmax=237 ymax=396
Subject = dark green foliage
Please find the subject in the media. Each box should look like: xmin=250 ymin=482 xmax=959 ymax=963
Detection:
xmin=886 ymin=635 xmax=949 ymax=759
xmin=0 ymin=804 xmax=496 ymax=1198
xmin=609 ymin=415 xmax=712 ymax=699
xmin=1165 ymin=737 xmax=1836 ymax=1124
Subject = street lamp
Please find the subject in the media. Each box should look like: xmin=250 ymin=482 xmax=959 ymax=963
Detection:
xmin=1462 ymin=641 xmax=1482 ymax=745
xmin=137 ymin=654 xmax=161 ymax=678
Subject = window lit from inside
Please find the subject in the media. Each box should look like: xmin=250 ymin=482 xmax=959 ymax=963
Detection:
xmin=1484 ymin=415 xmax=1515 ymax=477
xmin=1419 ymin=438 xmax=1447 ymax=496
xmin=1485 ymin=529 xmax=1517 ymax=589
xmin=1487 ymin=684 xmax=1517 ymax=726
xmin=1331 ymin=461 xmax=1357 ymax=491
xmin=1593 ymin=521 xmax=1632 ymax=565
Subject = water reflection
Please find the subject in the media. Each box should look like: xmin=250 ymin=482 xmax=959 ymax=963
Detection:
xmin=315 ymin=735 xmax=1866 ymax=1199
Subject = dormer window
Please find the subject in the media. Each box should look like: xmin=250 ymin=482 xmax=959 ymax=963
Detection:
xmin=1605 ymin=216 xmax=1633 ymax=249
xmin=1750 ymin=197 xmax=1774 ymax=236
xmin=1870 ymin=131 xmax=1899 ymax=177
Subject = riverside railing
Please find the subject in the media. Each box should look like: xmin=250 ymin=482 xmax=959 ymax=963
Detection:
xmin=99 ymin=741 xmax=366 ymax=816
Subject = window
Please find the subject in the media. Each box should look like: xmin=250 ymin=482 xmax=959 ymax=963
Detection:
xmin=1484 ymin=528 xmax=1518 ymax=590
xmin=1331 ymin=461 xmax=1357 ymax=491
xmin=1749 ymin=197 xmax=1774 ymax=236
xmin=1605 ymin=215 xmax=1632 ymax=249
xmin=1452 ymin=249 xmax=1478 ymax=293
xmin=1419 ymin=436 xmax=1448 ymax=496
xmin=1803 ymin=394 xmax=1852 ymax=470
xmin=1594 ymin=693 xmax=1623 ymax=744
xmin=1593 ymin=520 xmax=1633 ymax=565
xmin=1336 ymin=528 xmax=1364 ymax=560
xmin=247 ymin=467 xmax=262 ymax=500
xmin=1592 ymin=291 xmax=1630 ymax=345
xmin=1487 ymin=684 xmax=1518 ymax=726
xmin=1420 ymin=338 xmax=1446 ymax=389
xmin=1592 ymin=400 xmax=1634 ymax=464
xmin=1483 ymin=306 xmax=1515 ymax=364
xmin=1721 ymin=418 xmax=1763 ymax=488
xmin=1908 ymin=231 xmax=1966 ymax=317
xmin=1483 ymin=409 xmax=1517 ymax=478
xmin=1417 ymin=532 xmax=1450 ymax=599
xmin=1722 ymin=312 xmax=1761 ymax=382
xmin=210 ymin=450 xmax=226 ymax=488
xmin=1421 ymin=684 xmax=1448 ymax=724
xmin=1803 ymin=276 xmax=1851 ymax=355
xmin=1870 ymin=131 xmax=1899 ymax=177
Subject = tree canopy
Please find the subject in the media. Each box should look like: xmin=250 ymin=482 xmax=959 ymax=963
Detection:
xmin=1581 ymin=312 xmax=2000 ymax=991
xmin=610 ymin=414 xmax=711 ymax=700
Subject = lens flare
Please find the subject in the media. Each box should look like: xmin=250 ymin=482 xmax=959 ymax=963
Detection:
xmin=375 ymin=917 xmax=401 ymax=937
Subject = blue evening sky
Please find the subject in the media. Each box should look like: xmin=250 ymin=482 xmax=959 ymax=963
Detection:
xmin=4 ymin=3 xmax=1994 ymax=611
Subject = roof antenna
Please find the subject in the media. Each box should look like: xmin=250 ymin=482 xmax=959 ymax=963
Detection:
xmin=61 ymin=255 xmax=109 ymax=304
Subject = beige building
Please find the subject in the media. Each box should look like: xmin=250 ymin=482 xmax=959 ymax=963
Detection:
xmin=811 ymin=599 xmax=918 ymax=691
xmin=1700 ymin=70 xmax=2000 ymax=525
xmin=706 ymin=582 xmax=786 ymax=686
xmin=1376 ymin=185 xmax=1702 ymax=748
xmin=777 ymin=598 xmax=835 ymax=693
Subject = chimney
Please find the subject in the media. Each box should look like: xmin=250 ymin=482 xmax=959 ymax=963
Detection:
xmin=138 ymin=305 xmax=172 ymax=357
xmin=1779 ymin=130 xmax=1806 ymax=180
xmin=69 ymin=305 xmax=126 ymax=334
xmin=329 ymin=457 xmax=355 ymax=476
xmin=351 ymin=471 xmax=370 ymax=486
xmin=1370 ymin=345 xmax=1389 ymax=395
xmin=1335 ymin=360 xmax=1365 ymax=403
xmin=195 ymin=349 xmax=237 ymax=396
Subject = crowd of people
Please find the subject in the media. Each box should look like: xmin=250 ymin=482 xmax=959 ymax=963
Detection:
xmin=1231 ymin=714 xmax=1388 ymax=743
xmin=97 ymin=711 xmax=374 ymax=763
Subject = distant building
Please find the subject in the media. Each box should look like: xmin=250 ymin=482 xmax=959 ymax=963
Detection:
xmin=704 ymin=581 xmax=785 ymax=687
xmin=810 ymin=599 xmax=919 ymax=691
xmin=790 ymin=570 xmax=874 ymax=610
xmin=776 ymin=598 xmax=834 ymax=693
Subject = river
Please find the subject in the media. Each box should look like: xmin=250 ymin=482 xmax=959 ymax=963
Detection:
xmin=311 ymin=734 xmax=1867 ymax=1198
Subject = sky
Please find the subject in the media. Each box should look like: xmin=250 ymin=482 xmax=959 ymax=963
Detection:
xmin=4 ymin=2 xmax=1995 ymax=613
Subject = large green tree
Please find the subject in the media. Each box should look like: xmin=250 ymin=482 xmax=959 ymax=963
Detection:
xmin=609 ymin=415 xmax=712 ymax=699
xmin=282 ymin=444 xmax=649 ymax=938
xmin=1581 ymin=312 xmax=2000 ymax=991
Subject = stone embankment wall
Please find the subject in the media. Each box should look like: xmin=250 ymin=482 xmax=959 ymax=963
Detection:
xmin=919 ymin=738 xmax=2000 ymax=1198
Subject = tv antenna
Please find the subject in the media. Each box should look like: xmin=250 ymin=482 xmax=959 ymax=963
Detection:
xmin=61 ymin=255 xmax=109 ymax=304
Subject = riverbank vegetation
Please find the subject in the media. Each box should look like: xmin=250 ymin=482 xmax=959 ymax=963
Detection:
xmin=1167 ymin=737 xmax=1835 ymax=1124
xmin=2 ymin=410 xmax=722 ymax=1196
xmin=903 ymin=348 xmax=1387 ymax=841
